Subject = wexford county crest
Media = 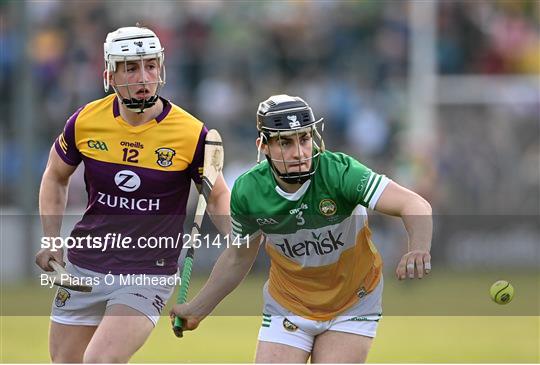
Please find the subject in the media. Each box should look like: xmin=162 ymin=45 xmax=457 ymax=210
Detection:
xmin=55 ymin=288 xmax=71 ymax=307
xmin=319 ymin=198 xmax=337 ymax=216
xmin=155 ymin=148 xmax=176 ymax=167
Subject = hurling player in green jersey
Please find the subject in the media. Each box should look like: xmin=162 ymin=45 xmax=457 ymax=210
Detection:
xmin=171 ymin=95 xmax=432 ymax=363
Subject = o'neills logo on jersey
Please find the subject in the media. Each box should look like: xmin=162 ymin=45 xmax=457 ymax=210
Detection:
xmin=120 ymin=141 xmax=144 ymax=149
xmin=155 ymin=148 xmax=176 ymax=167
xmin=97 ymin=192 xmax=160 ymax=211
xmin=289 ymin=203 xmax=308 ymax=215
xmin=275 ymin=230 xmax=345 ymax=258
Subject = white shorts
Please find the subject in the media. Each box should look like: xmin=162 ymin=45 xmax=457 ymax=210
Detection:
xmin=50 ymin=261 xmax=175 ymax=327
xmin=258 ymin=277 xmax=383 ymax=353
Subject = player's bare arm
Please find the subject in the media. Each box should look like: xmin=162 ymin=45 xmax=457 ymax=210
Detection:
xmin=40 ymin=26 xmax=207 ymax=363
xmin=170 ymin=233 xmax=262 ymax=330
xmin=374 ymin=181 xmax=433 ymax=280
xmin=35 ymin=146 xmax=77 ymax=271
xmin=205 ymin=173 xmax=232 ymax=236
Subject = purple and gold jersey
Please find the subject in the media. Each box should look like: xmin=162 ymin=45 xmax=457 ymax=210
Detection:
xmin=54 ymin=94 xmax=207 ymax=275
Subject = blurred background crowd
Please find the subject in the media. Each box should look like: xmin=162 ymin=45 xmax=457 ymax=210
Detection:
xmin=0 ymin=1 xmax=538 ymax=275
xmin=1 ymin=0 xmax=539 ymax=213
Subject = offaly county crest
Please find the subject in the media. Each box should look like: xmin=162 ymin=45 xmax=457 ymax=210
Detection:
xmin=282 ymin=318 xmax=298 ymax=332
xmin=155 ymin=148 xmax=176 ymax=167
xmin=319 ymin=198 xmax=337 ymax=216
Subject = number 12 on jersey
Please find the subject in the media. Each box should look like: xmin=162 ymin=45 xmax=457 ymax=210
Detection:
xmin=122 ymin=148 xmax=139 ymax=163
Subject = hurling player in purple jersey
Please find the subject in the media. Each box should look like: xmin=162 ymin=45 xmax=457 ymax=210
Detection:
xmin=35 ymin=26 xmax=230 ymax=363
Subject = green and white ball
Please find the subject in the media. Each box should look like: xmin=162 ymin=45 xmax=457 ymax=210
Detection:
xmin=490 ymin=280 xmax=514 ymax=304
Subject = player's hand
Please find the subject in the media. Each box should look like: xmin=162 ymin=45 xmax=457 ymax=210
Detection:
xmin=169 ymin=303 xmax=204 ymax=331
xmin=396 ymin=250 xmax=431 ymax=280
xmin=35 ymin=248 xmax=64 ymax=272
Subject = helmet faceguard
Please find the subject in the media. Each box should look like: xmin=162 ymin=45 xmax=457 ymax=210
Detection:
xmin=103 ymin=26 xmax=166 ymax=113
xmin=256 ymin=94 xmax=325 ymax=184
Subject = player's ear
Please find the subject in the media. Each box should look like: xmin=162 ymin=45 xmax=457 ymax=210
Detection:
xmin=103 ymin=69 xmax=114 ymax=86
xmin=256 ymin=137 xmax=268 ymax=155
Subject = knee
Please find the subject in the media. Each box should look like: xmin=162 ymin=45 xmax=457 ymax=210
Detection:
xmin=83 ymin=350 xmax=128 ymax=363
xmin=50 ymin=347 xmax=83 ymax=363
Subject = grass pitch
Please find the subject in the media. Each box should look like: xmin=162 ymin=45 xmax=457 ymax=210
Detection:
xmin=1 ymin=270 xmax=538 ymax=363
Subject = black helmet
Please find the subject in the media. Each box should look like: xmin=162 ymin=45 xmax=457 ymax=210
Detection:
xmin=257 ymin=95 xmax=318 ymax=133
xmin=256 ymin=94 xmax=325 ymax=184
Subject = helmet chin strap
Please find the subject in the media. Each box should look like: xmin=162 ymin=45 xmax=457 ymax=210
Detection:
xmin=111 ymin=62 xmax=165 ymax=114
xmin=120 ymin=94 xmax=159 ymax=114
xmin=265 ymin=155 xmax=313 ymax=185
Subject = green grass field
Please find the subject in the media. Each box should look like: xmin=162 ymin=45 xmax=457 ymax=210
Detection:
xmin=1 ymin=270 xmax=538 ymax=363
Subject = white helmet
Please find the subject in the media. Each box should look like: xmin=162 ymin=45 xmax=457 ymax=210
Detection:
xmin=103 ymin=26 xmax=166 ymax=112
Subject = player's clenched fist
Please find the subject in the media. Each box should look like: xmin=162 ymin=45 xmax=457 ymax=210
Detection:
xmin=35 ymin=247 xmax=64 ymax=272
xmin=396 ymin=250 xmax=431 ymax=280
xmin=169 ymin=303 xmax=204 ymax=331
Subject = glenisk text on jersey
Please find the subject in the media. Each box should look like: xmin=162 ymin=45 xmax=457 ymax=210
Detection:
xmin=275 ymin=231 xmax=345 ymax=258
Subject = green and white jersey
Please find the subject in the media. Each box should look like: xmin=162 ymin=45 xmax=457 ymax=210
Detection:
xmin=231 ymin=151 xmax=390 ymax=320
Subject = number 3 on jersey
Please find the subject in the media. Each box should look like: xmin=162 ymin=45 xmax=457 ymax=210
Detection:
xmin=296 ymin=211 xmax=305 ymax=226
xmin=122 ymin=148 xmax=139 ymax=163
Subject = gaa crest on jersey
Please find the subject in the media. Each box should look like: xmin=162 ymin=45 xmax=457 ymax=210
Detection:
xmin=87 ymin=139 xmax=108 ymax=151
xmin=256 ymin=217 xmax=279 ymax=225
xmin=282 ymin=318 xmax=298 ymax=332
xmin=155 ymin=148 xmax=176 ymax=167
xmin=55 ymin=288 xmax=71 ymax=308
xmin=319 ymin=199 xmax=337 ymax=216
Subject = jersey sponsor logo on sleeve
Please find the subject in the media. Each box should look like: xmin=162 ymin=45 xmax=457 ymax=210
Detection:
xmin=155 ymin=147 xmax=176 ymax=167
xmin=275 ymin=230 xmax=345 ymax=258
xmin=319 ymin=199 xmax=337 ymax=216
xmin=87 ymin=140 xmax=109 ymax=151
xmin=114 ymin=170 xmax=141 ymax=192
